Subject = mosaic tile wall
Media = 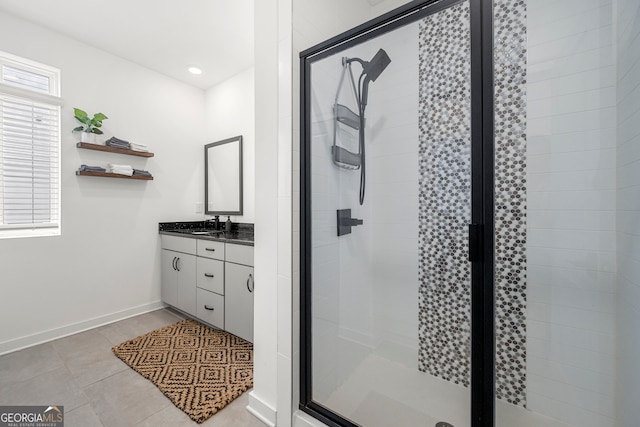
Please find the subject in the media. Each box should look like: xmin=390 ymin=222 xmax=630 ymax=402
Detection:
xmin=418 ymin=1 xmax=473 ymax=387
xmin=493 ymin=0 xmax=527 ymax=406
xmin=417 ymin=0 xmax=528 ymax=407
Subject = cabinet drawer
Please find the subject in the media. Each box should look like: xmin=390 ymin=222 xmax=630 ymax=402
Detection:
xmin=197 ymin=239 xmax=225 ymax=260
xmin=225 ymin=243 xmax=254 ymax=266
xmin=196 ymin=257 xmax=224 ymax=294
xmin=161 ymin=235 xmax=196 ymax=254
xmin=196 ymin=288 xmax=224 ymax=329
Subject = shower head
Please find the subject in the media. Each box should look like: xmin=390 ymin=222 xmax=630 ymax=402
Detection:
xmin=360 ymin=49 xmax=391 ymax=108
xmin=363 ymin=49 xmax=391 ymax=82
xmin=344 ymin=49 xmax=392 ymax=82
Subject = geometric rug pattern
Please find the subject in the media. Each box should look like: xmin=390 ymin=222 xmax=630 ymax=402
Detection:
xmin=112 ymin=319 xmax=253 ymax=423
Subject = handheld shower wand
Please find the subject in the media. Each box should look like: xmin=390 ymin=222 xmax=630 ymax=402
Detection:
xmin=344 ymin=48 xmax=391 ymax=205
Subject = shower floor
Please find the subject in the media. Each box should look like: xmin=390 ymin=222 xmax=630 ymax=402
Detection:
xmin=323 ymin=345 xmax=573 ymax=427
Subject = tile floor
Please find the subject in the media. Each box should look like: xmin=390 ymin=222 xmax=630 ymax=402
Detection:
xmin=0 ymin=308 xmax=265 ymax=427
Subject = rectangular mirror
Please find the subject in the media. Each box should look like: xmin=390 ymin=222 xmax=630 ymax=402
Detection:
xmin=205 ymin=135 xmax=243 ymax=215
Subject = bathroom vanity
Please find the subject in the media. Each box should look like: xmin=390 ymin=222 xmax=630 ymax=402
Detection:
xmin=159 ymin=222 xmax=254 ymax=342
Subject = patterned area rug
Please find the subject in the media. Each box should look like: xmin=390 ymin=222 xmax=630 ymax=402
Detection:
xmin=112 ymin=319 xmax=253 ymax=423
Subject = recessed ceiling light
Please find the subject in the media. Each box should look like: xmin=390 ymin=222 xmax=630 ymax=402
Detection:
xmin=188 ymin=66 xmax=202 ymax=75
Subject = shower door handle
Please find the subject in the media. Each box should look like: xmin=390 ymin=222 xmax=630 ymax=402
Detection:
xmin=337 ymin=209 xmax=363 ymax=236
xmin=468 ymin=224 xmax=484 ymax=262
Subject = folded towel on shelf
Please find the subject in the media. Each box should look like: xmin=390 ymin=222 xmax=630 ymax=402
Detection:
xmin=133 ymin=169 xmax=152 ymax=177
xmin=105 ymin=136 xmax=131 ymax=150
xmin=107 ymin=163 xmax=134 ymax=176
xmin=129 ymin=142 xmax=149 ymax=152
xmin=79 ymin=164 xmax=106 ymax=172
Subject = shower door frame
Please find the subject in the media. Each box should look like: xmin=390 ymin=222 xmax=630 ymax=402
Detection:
xmin=299 ymin=0 xmax=496 ymax=426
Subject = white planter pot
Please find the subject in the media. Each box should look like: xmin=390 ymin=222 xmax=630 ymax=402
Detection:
xmin=94 ymin=135 xmax=106 ymax=145
xmin=79 ymin=132 xmax=95 ymax=144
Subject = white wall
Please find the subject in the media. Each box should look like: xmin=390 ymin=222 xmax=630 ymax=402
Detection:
xmin=0 ymin=11 xmax=206 ymax=354
xmin=526 ymin=1 xmax=617 ymax=426
xmin=204 ymin=68 xmax=256 ymax=223
xmin=249 ymin=0 xmax=282 ymax=425
xmin=615 ymin=0 xmax=640 ymax=425
xmin=369 ymin=23 xmax=419 ymax=359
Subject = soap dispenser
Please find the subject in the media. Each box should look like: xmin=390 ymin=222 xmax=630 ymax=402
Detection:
xmin=225 ymin=216 xmax=232 ymax=232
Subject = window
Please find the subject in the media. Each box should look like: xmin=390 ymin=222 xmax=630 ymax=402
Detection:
xmin=0 ymin=52 xmax=62 ymax=238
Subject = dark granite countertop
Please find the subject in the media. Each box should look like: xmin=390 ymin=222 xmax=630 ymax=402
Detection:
xmin=159 ymin=221 xmax=254 ymax=246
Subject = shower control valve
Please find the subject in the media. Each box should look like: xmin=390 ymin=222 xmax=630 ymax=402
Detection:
xmin=337 ymin=209 xmax=363 ymax=236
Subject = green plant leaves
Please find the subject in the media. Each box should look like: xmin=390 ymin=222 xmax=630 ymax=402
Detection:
xmin=73 ymin=108 xmax=88 ymax=118
xmin=73 ymin=107 xmax=108 ymax=134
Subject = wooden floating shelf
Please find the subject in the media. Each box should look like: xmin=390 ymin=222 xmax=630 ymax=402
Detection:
xmin=76 ymin=142 xmax=154 ymax=158
xmin=76 ymin=170 xmax=154 ymax=180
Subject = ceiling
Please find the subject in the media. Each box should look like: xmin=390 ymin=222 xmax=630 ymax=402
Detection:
xmin=0 ymin=0 xmax=254 ymax=90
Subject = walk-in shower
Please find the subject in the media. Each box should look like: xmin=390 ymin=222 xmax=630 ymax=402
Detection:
xmin=299 ymin=0 xmax=640 ymax=426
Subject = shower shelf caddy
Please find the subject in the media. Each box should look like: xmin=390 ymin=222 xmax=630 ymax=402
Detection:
xmin=75 ymin=142 xmax=154 ymax=180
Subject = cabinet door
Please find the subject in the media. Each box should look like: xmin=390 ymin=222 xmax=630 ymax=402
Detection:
xmin=161 ymin=250 xmax=178 ymax=307
xmin=175 ymin=253 xmax=196 ymax=315
xmin=225 ymin=263 xmax=254 ymax=342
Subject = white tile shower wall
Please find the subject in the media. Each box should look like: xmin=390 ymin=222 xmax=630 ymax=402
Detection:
xmin=310 ymin=22 xmax=421 ymax=399
xmin=309 ymin=50 xmax=376 ymax=402
xmin=526 ymin=1 xmax=616 ymax=426
xmin=367 ymin=23 xmax=419 ymax=357
xmin=615 ymin=0 xmax=640 ymax=425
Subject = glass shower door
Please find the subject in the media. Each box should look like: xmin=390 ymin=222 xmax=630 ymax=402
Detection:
xmin=300 ymin=1 xmax=487 ymax=426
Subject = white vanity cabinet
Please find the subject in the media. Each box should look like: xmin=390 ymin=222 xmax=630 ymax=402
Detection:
xmin=161 ymin=233 xmax=254 ymax=342
xmin=161 ymin=236 xmax=197 ymax=315
xmin=225 ymin=263 xmax=254 ymax=342
xmin=224 ymin=244 xmax=254 ymax=342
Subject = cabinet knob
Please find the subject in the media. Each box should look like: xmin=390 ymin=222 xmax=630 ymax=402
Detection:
xmin=172 ymin=257 xmax=177 ymax=270
xmin=204 ymin=273 xmax=214 ymax=278
xmin=204 ymin=305 xmax=215 ymax=311
xmin=205 ymin=248 xmax=216 ymax=252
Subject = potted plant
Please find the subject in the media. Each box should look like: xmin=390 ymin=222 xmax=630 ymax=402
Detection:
xmin=73 ymin=108 xmax=108 ymax=144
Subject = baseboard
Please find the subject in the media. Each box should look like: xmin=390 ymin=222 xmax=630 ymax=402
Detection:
xmin=247 ymin=390 xmax=277 ymax=427
xmin=0 ymin=301 xmax=167 ymax=356
xmin=293 ymin=410 xmax=330 ymax=427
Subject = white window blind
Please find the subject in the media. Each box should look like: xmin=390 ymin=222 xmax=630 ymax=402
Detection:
xmin=2 ymin=64 xmax=51 ymax=94
xmin=0 ymin=52 xmax=61 ymax=237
